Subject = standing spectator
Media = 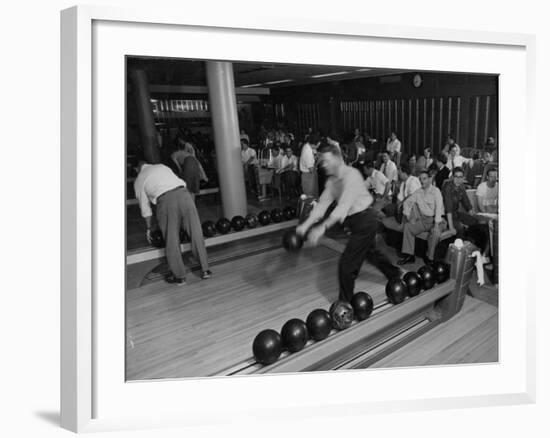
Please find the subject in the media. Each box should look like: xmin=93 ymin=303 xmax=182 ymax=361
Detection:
xmin=397 ymin=170 xmax=444 ymax=265
xmin=134 ymin=162 xmax=211 ymax=284
xmin=442 ymin=167 xmax=476 ymax=238
xmin=240 ymin=128 xmax=250 ymax=144
xmin=278 ymin=146 xmax=300 ymax=199
xmin=241 ymin=138 xmax=261 ymax=200
xmin=386 ymin=131 xmax=402 ymax=160
xmin=300 ymin=135 xmax=319 ymax=197
xmin=267 ymin=146 xmax=283 ymax=196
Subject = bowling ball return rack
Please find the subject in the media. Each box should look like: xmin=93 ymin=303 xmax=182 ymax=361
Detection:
xmin=218 ymin=240 xmax=476 ymax=376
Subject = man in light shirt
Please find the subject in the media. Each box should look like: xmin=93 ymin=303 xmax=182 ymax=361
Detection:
xmin=299 ymin=135 xmax=319 ymax=197
xmin=364 ymin=161 xmax=391 ymax=212
xmin=278 ymin=146 xmax=300 ymax=199
xmin=396 ymin=163 xmax=422 ymax=203
xmin=296 ymin=143 xmax=401 ymax=303
xmin=446 ymin=145 xmax=474 ymax=172
xmin=476 ymin=168 xmax=498 ymax=214
xmin=241 ymin=138 xmax=261 ymax=199
xmin=397 ymin=170 xmax=445 ymax=265
xmin=386 ymin=131 xmax=402 ymax=161
xmin=267 ymin=146 xmax=283 ymax=195
xmin=134 ymin=162 xmax=210 ymax=284
xmin=380 ymin=151 xmax=399 ymax=193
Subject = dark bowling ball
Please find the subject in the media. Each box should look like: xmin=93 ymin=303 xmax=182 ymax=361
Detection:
xmin=329 ymin=300 xmax=354 ymax=330
xmin=252 ymin=329 xmax=283 ymax=365
xmin=270 ymin=208 xmax=283 ymax=223
xmin=432 ymin=261 xmax=450 ymax=283
xmin=230 ymin=215 xmax=246 ymax=232
xmin=385 ymin=278 xmax=408 ymax=304
xmin=281 ymin=318 xmax=309 ymax=353
xmin=306 ymin=309 xmax=332 ymax=341
xmin=150 ymin=229 xmax=165 ymax=248
xmin=350 ymin=292 xmax=374 ymax=321
xmin=418 ymin=265 xmax=436 ymax=290
xmin=216 ymin=217 xmax=231 ymax=234
xmin=403 ymin=271 xmax=422 ymax=297
xmin=202 ymin=220 xmax=216 ymax=238
xmin=283 ymin=206 xmax=297 ymax=220
xmin=245 ymin=213 xmax=259 ymax=228
xmin=258 ymin=210 xmax=271 ymax=226
xmin=282 ymin=230 xmax=304 ymax=253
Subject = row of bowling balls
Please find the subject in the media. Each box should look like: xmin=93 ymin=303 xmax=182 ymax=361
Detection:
xmin=149 ymin=206 xmax=298 ymax=248
xmin=252 ymin=292 xmax=374 ymax=366
xmin=385 ymin=261 xmax=450 ymax=304
xmin=202 ymin=206 xmax=298 ymax=238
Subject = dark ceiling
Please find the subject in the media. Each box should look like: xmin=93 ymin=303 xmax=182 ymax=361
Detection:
xmin=127 ymin=57 xmax=408 ymax=89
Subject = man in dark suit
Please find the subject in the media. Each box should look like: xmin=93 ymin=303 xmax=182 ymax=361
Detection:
xmin=433 ymin=152 xmax=450 ymax=189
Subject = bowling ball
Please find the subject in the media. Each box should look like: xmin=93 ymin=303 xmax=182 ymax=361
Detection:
xmin=417 ymin=265 xmax=436 ymax=290
xmin=283 ymin=206 xmax=297 ymax=220
xmin=216 ymin=218 xmax=231 ymax=234
xmin=179 ymin=229 xmax=189 ymax=243
xmin=306 ymin=309 xmax=332 ymax=341
xmin=403 ymin=271 xmax=422 ymax=297
xmin=258 ymin=210 xmax=271 ymax=226
xmin=282 ymin=230 xmax=304 ymax=253
xmin=329 ymin=300 xmax=354 ymax=330
xmin=202 ymin=220 xmax=216 ymax=238
xmin=252 ymin=329 xmax=283 ymax=366
xmin=150 ymin=229 xmax=165 ymax=248
xmin=245 ymin=213 xmax=259 ymax=228
xmin=230 ymin=215 xmax=246 ymax=232
xmin=385 ymin=278 xmax=408 ymax=304
xmin=350 ymin=292 xmax=374 ymax=321
xmin=270 ymin=208 xmax=283 ymax=223
xmin=281 ymin=318 xmax=309 ymax=353
xmin=432 ymin=261 xmax=450 ymax=283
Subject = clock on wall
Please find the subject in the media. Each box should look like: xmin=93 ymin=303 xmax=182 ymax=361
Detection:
xmin=413 ymin=74 xmax=423 ymax=88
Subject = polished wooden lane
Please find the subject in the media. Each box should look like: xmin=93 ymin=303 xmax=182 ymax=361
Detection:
xmin=370 ymin=295 xmax=498 ymax=368
xmin=126 ymin=244 xmax=390 ymax=380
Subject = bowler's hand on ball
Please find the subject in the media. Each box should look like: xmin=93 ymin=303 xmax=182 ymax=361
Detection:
xmin=307 ymin=225 xmax=325 ymax=246
xmin=296 ymin=224 xmax=308 ymax=237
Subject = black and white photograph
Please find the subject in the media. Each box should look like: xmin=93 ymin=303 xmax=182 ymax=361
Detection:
xmin=125 ymin=57 xmax=499 ymax=380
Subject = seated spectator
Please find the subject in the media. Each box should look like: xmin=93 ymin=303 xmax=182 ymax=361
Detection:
xmin=476 ymin=168 xmax=498 ymax=214
xmin=442 ymin=167 xmax=477 ymax=239
xmin=380 ymin=151 xmax=399 ymax=193
xmin=433 ymin=152 xmax=450 ymax=189
xmin=468 ymin=149 xmax=492 ymax=187
xmin=407 ymin=155 xmax=418 ymax=176
xmin=383 ymin=163 xmax=421 ymax=221
xmin=446 ymin=144 xmax=474 ymax=173
xmin=441 ymin=134 xmax=459 ymax=155
xmin=278 ymin=146 xmax=300 ymax=199
xmin=364 ymin=161 xmax=391 ymax=212
xmin=397 ymin=170 xmax=444 ymax=265
xmin=241 ymin=138 xmax=261 ymax=199
xmin=416 ymin=147 xmax=433 ymax=174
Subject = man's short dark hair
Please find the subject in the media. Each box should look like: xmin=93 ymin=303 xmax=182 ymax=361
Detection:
xmin=364 ymin=161 xmax=375 ymax=170
xmin=240 ymin=138 xmax=249 ymax=146
xmin=317 ymin=142 xmax=341 ymax=157
xmin=418 ymin=169 xmax=430 ymax=178
xmin=308 ymin=134 xmax=320 ymax=145
xmin=487 ymin=167 xmax=498 ymax=175
xmin=436 ymin=152 xmax=447 ymax=164
xmin=453 ymin=166 xmax=464 ymax=175
xmin=272 ymin=146 xmax=280 ymax=152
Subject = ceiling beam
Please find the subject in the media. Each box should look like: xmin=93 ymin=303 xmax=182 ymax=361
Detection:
xmin=149 ymin=84 xmax=270 ymax=95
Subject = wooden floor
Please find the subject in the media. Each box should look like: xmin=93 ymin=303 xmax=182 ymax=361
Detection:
xmin=126 ymin=234 xmax=498 ymax=380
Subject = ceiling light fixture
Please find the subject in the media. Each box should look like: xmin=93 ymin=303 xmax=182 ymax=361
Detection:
xmin=311 ymin=71 xmax=349 ymax=78
xmin=239 ymin=83 xmax=263 ymax=88
xmin=264 ymin=79 xmax=294 ymax=85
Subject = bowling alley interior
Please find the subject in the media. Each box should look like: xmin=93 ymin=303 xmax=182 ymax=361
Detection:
xmin=126 ymin=56 xmax=499 ymax=380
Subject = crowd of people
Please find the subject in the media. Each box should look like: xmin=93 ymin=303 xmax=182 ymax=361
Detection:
xmin=131 ymin=121 xmax=498 ymax=286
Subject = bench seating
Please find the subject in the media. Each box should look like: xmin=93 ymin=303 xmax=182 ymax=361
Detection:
xmin=381 ymin=216 xmax=456 ymax=259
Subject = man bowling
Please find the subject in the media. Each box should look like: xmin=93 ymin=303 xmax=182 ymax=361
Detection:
xmin=296 ymin=143 xmax=401 ymax=303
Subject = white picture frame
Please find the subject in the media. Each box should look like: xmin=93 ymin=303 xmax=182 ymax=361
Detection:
xmin=60 ymin=5 xmax=536 ymax=433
